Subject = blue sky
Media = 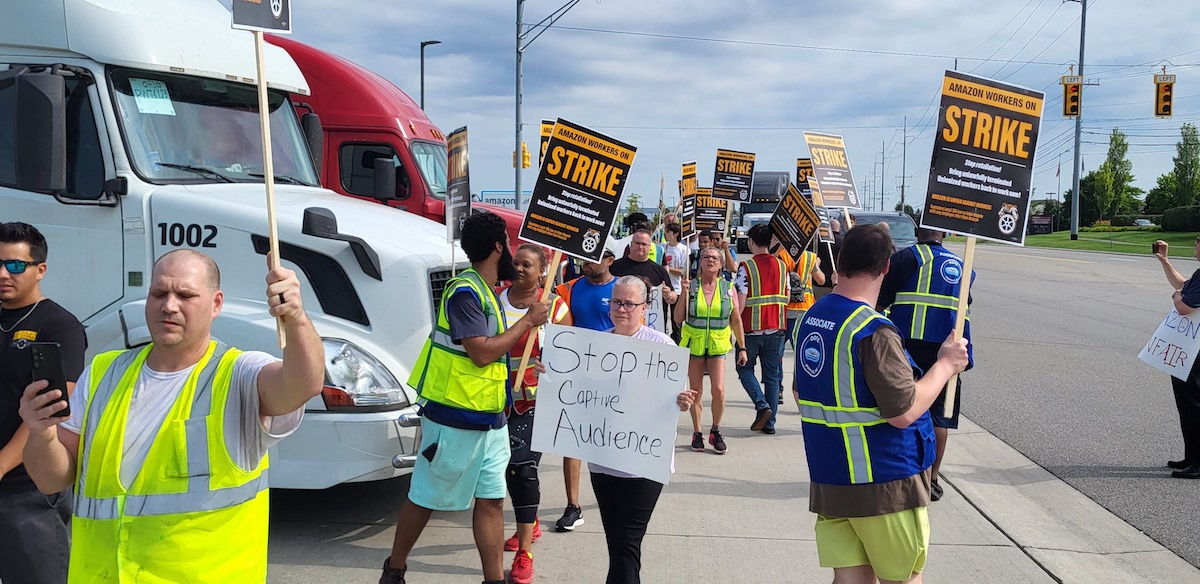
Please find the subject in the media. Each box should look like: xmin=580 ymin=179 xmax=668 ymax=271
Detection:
xmin=274 ymin=0 xmax=1200 ymax=210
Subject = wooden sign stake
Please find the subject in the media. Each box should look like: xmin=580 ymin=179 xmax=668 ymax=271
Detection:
xmin=254 ymin=31 xmax=285 ymax=349
xmin=943 ymin=236 xmax=976 ymax=418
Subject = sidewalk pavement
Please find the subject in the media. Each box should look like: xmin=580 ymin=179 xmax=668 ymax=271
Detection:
xmin=267 ymin=354 xmax=1200 ymax=583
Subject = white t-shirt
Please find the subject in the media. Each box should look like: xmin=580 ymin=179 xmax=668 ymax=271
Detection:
xmin=63 ymin=351 xmax=302 ymax=487
xmin=663 ymin=242 xmax=689 ymax=290
xmin=589 ymin=325 xmax=679 ymax=479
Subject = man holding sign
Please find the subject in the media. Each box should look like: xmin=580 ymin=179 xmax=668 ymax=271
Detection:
xmin=879 ymin=228 xmax=975 ymax=501
xmin=382 ymin=212 xmax=549 ymax=584
xmin=1151 ymin=239 xmax=1200 ymax=479
xmin=794 ymin=225 xmax=968 ymax=584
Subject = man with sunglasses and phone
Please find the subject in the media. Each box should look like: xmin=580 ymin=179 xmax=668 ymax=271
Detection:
xmin=0 ymin=222 xmax=86 ymax=584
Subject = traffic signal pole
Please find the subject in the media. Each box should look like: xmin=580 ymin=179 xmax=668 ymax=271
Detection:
xmin=1069 ymin=0 xmax=1086 ymax=241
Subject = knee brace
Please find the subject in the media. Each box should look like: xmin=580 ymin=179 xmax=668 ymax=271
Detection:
xmin=506 ymin=461 xmax=541 ymax=522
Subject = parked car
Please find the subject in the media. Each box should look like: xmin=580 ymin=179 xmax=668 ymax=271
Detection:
xmin=1135 ymin=219 xmax=1154 ymax=227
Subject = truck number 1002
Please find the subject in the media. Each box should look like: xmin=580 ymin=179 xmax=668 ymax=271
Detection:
xmin=158 ymin=223 xmax=218 ymax=248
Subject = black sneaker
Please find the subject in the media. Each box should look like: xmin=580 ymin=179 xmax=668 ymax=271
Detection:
xmin=709 ymin=430 xmax=727 ymax=454
xmin=761 ymin=427 xmax=776 ymax=435
xmin=931 ymin=479 xmax=944 ymax=502
xmin=555 ymin=504 xmax=585 ymax=532
xmin=691 ymin=432 xmax=705 ymax=452
xmin=379 ymin=558 xmax=406 ymax=584
xmin=751 ymin=408 xmax=772 ymax=432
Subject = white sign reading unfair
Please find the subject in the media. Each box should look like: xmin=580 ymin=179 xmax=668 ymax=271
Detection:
xmin=1139 ymin=309 xmax=1200 ymax=380
xmin=531 ymin=325 xmax=689 ymax=484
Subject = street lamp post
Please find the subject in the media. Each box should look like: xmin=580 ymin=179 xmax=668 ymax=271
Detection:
xmin=420 ymin=40 xmax=442 ymax=110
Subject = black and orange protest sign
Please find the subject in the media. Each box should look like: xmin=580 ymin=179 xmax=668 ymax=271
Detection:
xmin=712 ymin=149 xmax=756 ymax=202
xmin=694 ymin=187 xmax=728 ymax=233
xmin=446 ymin=126 xmax=471 ymax=243
xmin=796 ymin=158 xmax=814 ymax=192
xmin=802 ymin=132 xmax=860 ymax=209
xmin=681 ymin=161 xmax=698 ymax=237
xmin=920 ymin=70 xmax=1044 ymax=245
xmin=770 ymin=183 xmax=821 ymax=258
xmin=539 ymin=119 xmax=554 ymax=168
xmin=519 ymin=119 xmax=636 ymax=262
xmin=806 ymin=177 xmax=834 ymax=244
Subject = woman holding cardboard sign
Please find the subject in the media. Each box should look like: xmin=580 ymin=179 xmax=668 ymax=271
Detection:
xmin=674 ymin=247 xmax=748 ymax=455
xmin=498 ymin=244 xmax=573 ymax=583
xmin=1154 ymin=238 xmax=1200 ymax=479
xmin=592 ymin=275 xmax=696 ymax=584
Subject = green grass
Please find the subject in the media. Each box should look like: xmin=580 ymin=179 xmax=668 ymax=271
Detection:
xmin=1023 ymin=230 xmax=1199 ymax=257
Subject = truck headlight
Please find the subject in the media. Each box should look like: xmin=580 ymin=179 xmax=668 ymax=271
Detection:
xmin=321 ymin=339 xmax=409 ymax=410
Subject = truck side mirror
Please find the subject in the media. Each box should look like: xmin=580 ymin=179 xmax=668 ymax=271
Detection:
xmin=301 ymin=112 xmax=323 ymax=176
xmin=372 ymin=157 xmax=396 ymax=201
xmin=15 ymin=73 xmax=67 ymax=193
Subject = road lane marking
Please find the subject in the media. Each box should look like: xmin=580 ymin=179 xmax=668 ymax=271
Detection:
xmin=975 ymin=249 xmax=1094 ymax=264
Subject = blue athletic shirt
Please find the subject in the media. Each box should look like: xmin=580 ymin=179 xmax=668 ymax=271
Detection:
xmin=569 ymin=278 xmax=616 ymax=331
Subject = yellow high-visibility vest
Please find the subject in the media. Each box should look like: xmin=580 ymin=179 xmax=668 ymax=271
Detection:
xmin=71 ymin=341 xmax=269 ymax=583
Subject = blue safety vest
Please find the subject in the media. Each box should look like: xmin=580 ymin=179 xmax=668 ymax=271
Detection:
xmin=795 ymin=294 xmax=934 ymax=486
xmin=887 ymin=243 xmax=974 ymax=367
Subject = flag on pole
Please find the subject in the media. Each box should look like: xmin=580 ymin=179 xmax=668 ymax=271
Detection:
xmin=1056 ymin=161 xmax=1060 ymax=178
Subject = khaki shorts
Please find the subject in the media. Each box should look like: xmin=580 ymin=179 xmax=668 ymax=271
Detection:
xmin=815 ymin=507 xmax=929 ymax=582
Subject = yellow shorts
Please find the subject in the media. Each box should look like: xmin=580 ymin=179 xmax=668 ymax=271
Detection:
xmin=814 ymin=507 xmax=929 ymax=582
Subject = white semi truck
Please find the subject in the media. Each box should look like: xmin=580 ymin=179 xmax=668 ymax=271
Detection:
xmin=1 ymin=0 xmax=458 ymax=489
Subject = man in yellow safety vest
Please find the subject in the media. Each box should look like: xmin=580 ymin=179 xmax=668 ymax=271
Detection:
xmin=18 ymin=249 xmax=325 ymax=583
xmin=382 ymin=211 xmax=549 ymax=584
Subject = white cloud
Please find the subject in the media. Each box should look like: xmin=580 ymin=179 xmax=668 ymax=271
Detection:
xmin=285 ymin=0 xmax=1200 ymax=210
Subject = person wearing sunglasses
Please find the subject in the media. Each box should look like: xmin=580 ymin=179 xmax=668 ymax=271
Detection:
xmin=0 ymin=222 xmax=86 ymax=584
xmin=591 ymin=275 xmax=695 ymax=584
xmin=675 ymin=247 xmax=747 ymax=454
xmin=1153 ymin=238 xmax=1200 ymax=479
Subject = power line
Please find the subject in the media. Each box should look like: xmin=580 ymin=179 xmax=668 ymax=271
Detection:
xmin=970 ymin=0 xmax=1046 ymax=74
xmin=545 ymin=24 xmax=1155 ymax=67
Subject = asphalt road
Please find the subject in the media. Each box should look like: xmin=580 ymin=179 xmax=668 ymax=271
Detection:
xmin=950 ymin=241 xmax=1200 ymax=567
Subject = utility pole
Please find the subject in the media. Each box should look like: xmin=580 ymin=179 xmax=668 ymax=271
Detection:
xmin=901 ymin=115 xmax=907 ymax=212
xmin=880 ymin=140 xmax=886 ymax=211
xmin=515 ymin=0 xmax=582 ymax=211
xmin=1069 ymin=0 xmax=1086 ymax=240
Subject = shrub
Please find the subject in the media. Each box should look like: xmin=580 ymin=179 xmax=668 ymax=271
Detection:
xmin=1079 ymin=226 xmax=1160 ymax=233
xmin=1162 ymin=206 xmax=1200 ymax=232
xmin=1111 ymin=215 xmax=1136 ymax=227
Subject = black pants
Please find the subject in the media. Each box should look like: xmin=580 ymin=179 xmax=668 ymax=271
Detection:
xmin=0 ymin=485 xmax=71 ymax=584
xmin=590 ymin=472 xmax=663 ymax=584
xmin=1172 ymin=372 xmax=1200 ymax=463
xmin=506 ymin=408 xmax=542 ymax=524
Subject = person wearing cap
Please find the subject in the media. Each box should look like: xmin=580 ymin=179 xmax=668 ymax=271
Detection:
xmin=550 ymin=248 xmax=618 ymax=533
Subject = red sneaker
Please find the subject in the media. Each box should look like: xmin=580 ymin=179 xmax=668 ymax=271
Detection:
xmin=504 ymin=521 xmax=541 ymax=552
xmin=509 ymin=549 xmax=534 ymax=584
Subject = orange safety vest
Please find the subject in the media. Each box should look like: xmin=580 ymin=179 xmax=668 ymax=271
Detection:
xmin=781 ymin=248 xmax=818 ymax=312
xmin=740 ymin=254 xmax=788 ymax=333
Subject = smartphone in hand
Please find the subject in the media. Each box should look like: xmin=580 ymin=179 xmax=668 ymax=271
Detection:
xmin=1153 ymin=242 xmax=1164 ymax=255
xmin=30 ymin=342 xmax=70 ymax=418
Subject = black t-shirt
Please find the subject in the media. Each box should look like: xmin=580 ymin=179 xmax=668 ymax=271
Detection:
xmin=1181 ymin=270 xmax=1200 ymax=308
xmin=0 ymin=299 xmax=87 ymax=489
xmin=609 ymin=257 xmax=675 ymax=290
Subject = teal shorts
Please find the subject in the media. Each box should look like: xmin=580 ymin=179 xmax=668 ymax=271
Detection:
xmin=407 ymin=418 xmax=510 ymax=511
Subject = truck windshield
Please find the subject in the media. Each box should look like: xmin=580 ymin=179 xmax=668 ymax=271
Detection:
xmin=110 ymin=68 xmax=318 ymax=186
xmin=411 ymin=141 xmax=448 ymax=200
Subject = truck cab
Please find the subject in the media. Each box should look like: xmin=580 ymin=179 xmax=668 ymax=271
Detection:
xmin=735 ymin=171 xmax=789 ymax=253
xmin=265 ymin=35 xmax=528 ymax=247
xmin=2 ymin=0 xmax=457 ymax=489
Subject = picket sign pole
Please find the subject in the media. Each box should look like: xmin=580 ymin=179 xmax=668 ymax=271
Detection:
xmin=254 ymin=31 xmax=286 ymax=349
xmin=943 ymin=235 xmax=976 ymax=418
xmin=723 ymin=202 xmax=734 ymax=238
xmin=451 ymin=245 xmax=457 ymax=277
xmin=515 ymin=249 xmax=563 ymax=385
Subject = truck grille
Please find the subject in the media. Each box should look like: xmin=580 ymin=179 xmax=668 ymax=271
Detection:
xmin=428 ymin=269 xmax=454 ymax=320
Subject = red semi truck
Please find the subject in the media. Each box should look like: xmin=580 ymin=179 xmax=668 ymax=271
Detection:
xmin=265 ymin=35 xmax=526 ymax=245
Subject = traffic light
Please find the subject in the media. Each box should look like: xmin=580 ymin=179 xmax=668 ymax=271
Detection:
xmin=1156 ymin=74 xmax=1177 ymax=118
xmin=1062 ymin=79 xmax=1081 ymax=117
xmin=522 ymin=142 xmax=531 ymax=169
